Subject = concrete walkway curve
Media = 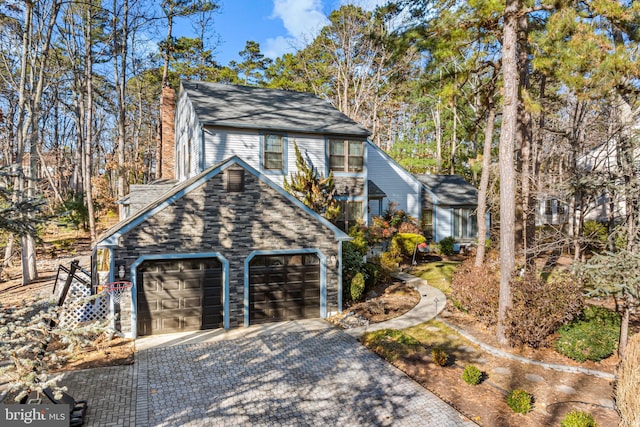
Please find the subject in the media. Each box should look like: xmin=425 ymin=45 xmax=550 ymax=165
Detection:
xmin=345 ymin=271 xmax=447 ymax=338
xmin=345 ymin=270 xmax=614 ymax=380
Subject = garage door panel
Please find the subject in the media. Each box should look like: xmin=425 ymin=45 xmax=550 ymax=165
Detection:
xmin=162 ymin=299 xmax=180 ymax=310
xmin=249 ymin=254 xmax=321 ymax=325
xmin=137 ymin=258 xmax=223 ymax=336
xmin=183 ymin=297 xmax=202 ymax=307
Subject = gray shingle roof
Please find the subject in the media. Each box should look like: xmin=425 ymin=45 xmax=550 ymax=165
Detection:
xmin=416 ymin=174 xmax=478 ymax=205
xmin=180 ymin=81 xmax=371 ymax=137
xmin=367 ymin=180 xmax=387 ymax=198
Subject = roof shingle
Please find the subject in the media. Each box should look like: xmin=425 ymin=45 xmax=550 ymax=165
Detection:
xmin=180 ymin=81 xmax=371 ymax=137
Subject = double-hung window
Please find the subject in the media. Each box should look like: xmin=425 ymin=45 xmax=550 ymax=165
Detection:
xmin=329 ymin=139 xmax=363 ymax=173
xmin=263 ymin=134 xmax=284 ymax=171
xmin=452 ymin=208 xmax=477 ymax=240
xmin=335 ymin=200 xmax=363 ymax=232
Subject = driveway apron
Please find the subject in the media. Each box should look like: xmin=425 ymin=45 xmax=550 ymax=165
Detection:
xmin=63 ymin=326 xmax=474 ymax=426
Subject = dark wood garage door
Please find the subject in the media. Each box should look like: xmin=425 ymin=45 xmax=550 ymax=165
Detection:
xmin=249 ymin=253 xmax=320 ymax=325
xmin=137 ymin=258 xmax=222 ymax=336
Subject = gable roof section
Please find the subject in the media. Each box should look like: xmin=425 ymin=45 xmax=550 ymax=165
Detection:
xmin=97 ymin=156 xmax=350 ymax=247
xmin=180 ymin=81 xmax=371 ymax=137
xmin=416 ymin=174 xmax=478 ymax=206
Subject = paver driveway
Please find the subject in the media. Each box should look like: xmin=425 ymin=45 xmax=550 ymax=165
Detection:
xmin=63 ymin=323 xmax=475 ymax=426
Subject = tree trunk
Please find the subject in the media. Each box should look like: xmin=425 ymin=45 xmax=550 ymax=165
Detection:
xmin=114 ymin=0 xmax=128 ymax=204
xmin=84 ymin=3 xmax=97 ymax=242
xmin=3 ymin=234 xmax=15 ymax=269
xmin=475 ymin=91 xmax=496 ymax=267
xmin=496 ymin=0 xmax=520 ymax=347
xmin=619 ymin=301 xmax=630 ymax=359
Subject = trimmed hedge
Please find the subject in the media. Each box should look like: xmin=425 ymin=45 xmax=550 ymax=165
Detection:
xmin=392 ymin=233 xmax=426 ymax=260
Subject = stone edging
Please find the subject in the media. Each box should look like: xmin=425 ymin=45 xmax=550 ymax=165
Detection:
xmin=437 ymin=317 xmax=616 ymax=380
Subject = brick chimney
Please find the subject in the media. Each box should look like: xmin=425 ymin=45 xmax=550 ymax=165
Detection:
xmin=158 ymin=85 xmax=176 ymax=180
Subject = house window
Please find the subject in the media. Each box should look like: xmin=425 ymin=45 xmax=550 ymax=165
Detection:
xmin=452 ymin=208 xmax=477 ymax=240
xmin=263 ymin=134 xmax=284 ymax=171
xmin=557 ymin=200 xmax=565 ymax=215
xmin=545 ymin=199 xmax=553 ymax=215
xmin=421 ymin=208 xmax=433 ymax=239
xmin=329 ymin=139 xmax=363 ymax=173
xmin=336 ymin=200 xmax=363 ymax=231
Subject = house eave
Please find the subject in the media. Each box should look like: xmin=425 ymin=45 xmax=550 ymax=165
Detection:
xmin=201 ymin=121 xmax=371 ymax=138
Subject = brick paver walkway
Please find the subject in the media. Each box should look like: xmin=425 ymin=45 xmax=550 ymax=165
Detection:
xmin=63 ymin=327 xmax=474 ymax=426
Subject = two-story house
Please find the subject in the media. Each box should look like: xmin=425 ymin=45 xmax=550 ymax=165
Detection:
xmin=95 ymin=81 xmax=481 ymax=338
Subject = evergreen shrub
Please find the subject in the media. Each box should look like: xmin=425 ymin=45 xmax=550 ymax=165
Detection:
xmin=462 ymin=365 xmax=482 ymax=385
xmin=439 ymin=236 xmax=456 ymax=255
xmin=431 ymin=348 xmax=448 ymax=366
xmin=555 ymin=306 xmax=620 ymax=362
xmin=560 ymin=410 xmax=598 ymax=427
xmin=505 ymin=389 xmax=533 ymax=414
xmin=350 ymin=272 xmax=365 ymax=302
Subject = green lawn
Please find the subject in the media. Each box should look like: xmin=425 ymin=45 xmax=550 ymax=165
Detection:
xmin=410 ymin=260 xmax=461 ymax=294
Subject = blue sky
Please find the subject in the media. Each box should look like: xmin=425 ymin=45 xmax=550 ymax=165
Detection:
xmin=175 ymin=0 xmax=386 ymax=66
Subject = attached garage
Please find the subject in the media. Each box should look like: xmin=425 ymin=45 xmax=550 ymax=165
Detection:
xmin=136 ymin=258 xmax=222 ymax=336
xmin=95 ymin=157 xmax=348 ymax=338
xmin=249 ymin=253 xmax=320 ymax=325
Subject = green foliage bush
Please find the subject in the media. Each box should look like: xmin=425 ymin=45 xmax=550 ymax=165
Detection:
xmin=450 ymin=251 xmax=500 ymax=326
xmin=439 ymin=236 xmax=456 ymax=255
xmin=506 ymin=389 xmax=533 ymax=414
xmin=350 ymin=272 xmax=365 ymax=302
xmin=392 ymin=233 xmax=426 ymax=260
xmin=380 ymin=243 xmax=402 ymax=271
xmin=505 ymin=272 xmax=584 ymax=348
xmin=462 ymin=365 xmax=482 ymax=385
xmin=555 ymin=306 xmax=620 ymax=362
xmin=58 ymin=192 xmax=90 ymax=230
xmin=342 ymin=240 xmax=369 ymax=304
xmin=364 ymin=261 xmax=385 ymax=289
xmin=431 ymin=348 xmax=448 ymax=366
xmin=560 ymin=410 xmax=598 ymax=427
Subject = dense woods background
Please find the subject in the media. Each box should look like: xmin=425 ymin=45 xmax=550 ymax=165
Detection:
xmin=0 ymin=0 xmax=638 ymax=350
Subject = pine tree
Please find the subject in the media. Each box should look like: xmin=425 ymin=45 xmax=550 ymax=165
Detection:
xmin=284 ymin=142 xmax=340 ymax=220
xmin=0 ymin=296 xmax=107 ymax=401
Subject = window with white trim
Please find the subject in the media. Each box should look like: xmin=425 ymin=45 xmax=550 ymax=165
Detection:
xmin=452 ymin=208 xmax=477 ymax=240
xmin=263 ymin=134 xmax=284 ymax=171
xmin=421 ymin=208 xmax=433 ymax=239
xmin=329 ymin=139 xmax=364 ymax=173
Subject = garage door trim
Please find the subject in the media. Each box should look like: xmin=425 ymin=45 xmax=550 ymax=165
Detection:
xmin=244 ymin=249 xmax=326 ymax=327
xmin=129 ymin=252 xmax=229 ymax=338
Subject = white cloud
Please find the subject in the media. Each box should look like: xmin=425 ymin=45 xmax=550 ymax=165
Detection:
xmin=272 ymin=0 xmax=330 ymax=39
xmin=263 ymin=35 xmax=297 ymax=59
xmin=264 ymin=0 xmax=389 ymax=59
xmin=264 ymin=0 xmax=329 ymax=58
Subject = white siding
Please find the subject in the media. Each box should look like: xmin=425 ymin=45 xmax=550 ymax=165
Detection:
xmin=202 ymin=129 xmax=327 ymax=189
xmin=366 ymin=142 xmax=421 ymax=218
xmin=434 ymin=207 xmax=452 ymax=242
xmin=175 ymin=90 xmax=200 ymax=181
